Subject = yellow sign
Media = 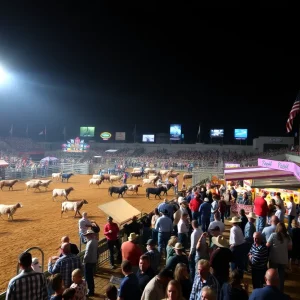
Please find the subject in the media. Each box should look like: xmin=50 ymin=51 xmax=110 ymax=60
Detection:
xmin=100 ymin=132 xmax=112 ymax=140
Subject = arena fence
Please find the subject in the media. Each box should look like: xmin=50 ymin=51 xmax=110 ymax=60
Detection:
xmin=192 ymin=168 xmax=224 ymax=186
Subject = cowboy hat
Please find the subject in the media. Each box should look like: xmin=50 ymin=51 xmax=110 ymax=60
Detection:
xmin=83 ymin=230 xmax=95 ymax=236
xmin=247 ymin=212 xmax=257 ymax=219
xmin=212 ymin=235 xmax=229 ymax=248
xmin=229 ymin=216 xmax=242 ymax=223
xmin=174 ymin=242 xmax=184 ymax=250
xmin=128 ymin=232 xmax=139 ymax=241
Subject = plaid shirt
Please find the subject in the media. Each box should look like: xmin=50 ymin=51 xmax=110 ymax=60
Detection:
xmin=6 ymin=269 xmax=48 ymax=300
xmin=190 ymin=272 xmax=219 ymax=300
xmin=48 ymin=254 xmax=82 ymax=288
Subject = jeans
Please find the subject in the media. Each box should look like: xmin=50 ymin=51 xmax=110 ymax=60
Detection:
xmin=178 ymin=233 xmax=188 ymax=250
xmin=256 ymin=216 xmax=266 ymax=233
xmin=231 ymin=243 xmax=247 ymax=279
xmin=288 ymin=215 xmax=295 ymax=230
xmin=192 ymin=211 xmax=199 ymax=221
xmin=152 ymin=228 xmax=158 ymax=242
xmin=189 ymin=252 xmax=196 ymax=283
xmin=107 ymin=239 xmax=121 ymax=266
xmin=269 ymin=262 xmax=285 ymax=292
xmin=220 ymin=212 xmax=225 ymax=223
xmin=251 ymin=268 xmax=266 ymax=289
xmin=84 ymin=263 xmax=96 ymax=294
xmin=225 ymin=205 xmax=231 ymax=218
xmin=158 ymin=232 xmax=171 ymax=255
xmin=201 ymin=217 xmax=210 ymax=233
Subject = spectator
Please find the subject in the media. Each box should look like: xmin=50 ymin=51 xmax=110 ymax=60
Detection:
xmin=289 ymin=219 xmax=300 ymax=269
xmin=70 ymin=268 xmax=87 ymax=300
xmin=208 ymin=212 xmax=225 ymax=235
xmin=177 ymin=212 xmax=189 ymax=250
xmin=104 ymin=216 xmax=121 ymax=269
xmin=254 ymin=192 xmax=269 ymax=233
xmin=78 ymin=212 xmax=92 ymax=244
xmin=136 ymin=255 xmax=155 ymax=292
xmin=31 ymin=257 xmax=42 ymax=273
xmin=59 ymin=236 xmax=79 ymax=257
xmin=141 ymin=269 xmax=173 ymax=300
xmin=218 ymin=195 xmax=227 ymax=223
xmin=151 ymin=208 xmax=160 ymax=242
xmin=145 ymin=239 xmax=160 ymax=274
xmin=166 ymin=235 xmax=178 ymax=262
xmin=249 ymin=268 xmax=291 ymax=300
xmin=121 ymin=233 xmax=142 ymax=273
xmin=155 ymin=210 xmax=173 ymax=256
xmin=62 ymin=288 xmax=76 ymax=300
xmin=286 ymin=196 xmax=296 ymax=230
xmin=105 ymin=285 xmax=118 ymax=300
xmin=165 ymin=243 xmax=189 ymax=273
xmin=174 ymin=263 xmax=192 ymax=300
xmin=6 ymin=252 xmax=48 ymax=300
xmin=162 ymin=279 xmax=185 ymax=300
xmin=200 ymin=286 xmax=217 ymax=300
xmin=199 ymin=198 xmax=211 ymax=232
xmin=239 ymin=209 xmax=248 ymax=235
xmin=119 ymin=260 xmax=141 ymax=300
xmin=262 ymin=215 xmax=279 ymax=243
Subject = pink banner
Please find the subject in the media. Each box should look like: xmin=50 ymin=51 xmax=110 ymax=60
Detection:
xmin=257 ymin=158 xmax=300 ymax=181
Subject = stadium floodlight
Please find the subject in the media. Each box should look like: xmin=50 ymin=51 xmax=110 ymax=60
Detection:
xmin=0 ymin=65 xmax=8 ymax=84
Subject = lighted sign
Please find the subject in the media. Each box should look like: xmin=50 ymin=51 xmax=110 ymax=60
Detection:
xmin=100 ymin=132 xmax=112 ymax=140
xmin=62 ymin=137 xmax=90 ymax=152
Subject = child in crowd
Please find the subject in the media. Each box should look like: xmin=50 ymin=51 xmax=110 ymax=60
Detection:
xmin=50 ymin=274 xmax=64 ymax=300
xmin=105 ymin=285 xmax=118 ymax=300
xmin=31 ymin=257 xmax=42 ymax=273
xmin=70 ymin=268 xmax=87 ymax=300
xmin=62 ymin=288 xmax=76 ymax=300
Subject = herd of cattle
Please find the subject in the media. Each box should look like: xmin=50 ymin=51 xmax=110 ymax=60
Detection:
xmin=0 ymin=168 xmax=192 ymax=220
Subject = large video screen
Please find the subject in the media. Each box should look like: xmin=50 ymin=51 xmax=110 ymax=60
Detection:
xmin=170 ymin=124 xmax=181 ymax=140
xmin=210 ymin=129 xmax=224 ymax=138
xmin=234 ymin=129 xmax=248 ymax=140
xmin=80 ymin=127 xmax=95 ymax=137
xmin=142 ymin=134 xmax=155 ymax=143
xmin=62 ymin=137 xmax=90 ymax=152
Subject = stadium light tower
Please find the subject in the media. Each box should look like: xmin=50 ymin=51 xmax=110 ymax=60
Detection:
xmin=0 ymin=65 xmax=8 ymax=84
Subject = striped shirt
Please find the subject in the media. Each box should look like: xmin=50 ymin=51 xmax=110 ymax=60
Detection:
xmin=48 ymin=254 xmax=82 ymax=288
xmin=6 ymin=269 xmax=48 ymax=300
xmin=190 ymin=272 xmax=219 ymax=300
xmin=249 ymin=243 xmax=269 ymax=270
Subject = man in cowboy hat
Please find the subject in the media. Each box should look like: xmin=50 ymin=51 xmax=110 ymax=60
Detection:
xmin=210 ymin=235 xmax=233 ymax=286
xmin=165 ymin=242 xmax=189 ymax=273
xmin=199 ymin=197 xmax=212 ymax=232
xmin=121 ymin=232 xmax=142 ymax=273
xmin=229 ymin=216 xmax=247 ymax=278
xmin=83 ymin=230 xmax=98 ymax=296
xmin=244 ymin=211 xmax=257 ymax=272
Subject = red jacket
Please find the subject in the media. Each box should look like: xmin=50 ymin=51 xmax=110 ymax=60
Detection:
xmin=189 ymin=198 xmax=201 ymax=212
xmin=104 ymin=222 xmax=119 ymax=241
xmin=254 ymin=197 xmax=269 ymax=217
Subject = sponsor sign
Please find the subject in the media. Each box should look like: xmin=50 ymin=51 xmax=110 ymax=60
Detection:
xmin=100 ymin=132 xmax=112 ymax=140
xmin=115 ymin=132 xmax=126 ymax=141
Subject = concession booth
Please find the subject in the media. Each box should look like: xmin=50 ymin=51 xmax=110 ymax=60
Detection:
xmin=0 ymin=160 xmax=9 ymax=179
xmin=224 ymin=158 xmax=300 ymax=213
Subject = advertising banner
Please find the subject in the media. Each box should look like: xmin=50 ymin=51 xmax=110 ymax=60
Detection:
xmin=115 ymin=132 xmax=126 ymax=141
xmin=100 ymin=132 xmax=112 ymax=141
xmin=170 ymin=124 xmax=181 ymax=140
xmin=224 ymin=163 xmax=241 ymax=168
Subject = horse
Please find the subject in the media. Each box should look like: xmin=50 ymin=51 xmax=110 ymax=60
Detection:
xmin=61 ymin=173 xmax=74 ymax=183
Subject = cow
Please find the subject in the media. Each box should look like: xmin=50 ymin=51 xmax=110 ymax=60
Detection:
xmin=125 ymin=184 xmax=141 ymax=195
xmin=183 ymin=173 xmax=193 ymax=180
xmin=167 ymin=172 xmax=180 ymax=179
xmin=146 ymin=186 xmax=165 ymax=199
xmin=109 ymin=175 xmax=122 ymax=184
xmin=161 ymin=183 xmax=174 ymax=195
xmin=130 ymin=171 xmax=144 ymax=179
xmin=108 ymin=185 xmax=128 ymax=197
xmin=61 ymin=173 xmax=74 ymax=183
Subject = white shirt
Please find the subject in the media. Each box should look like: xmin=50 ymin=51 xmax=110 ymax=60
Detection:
xmin=211 ymin=200 xmax=218 ymax=213
xmin=275 ymin=209 xmax=284 ymax=222
xmin=79 ymin=217 xmax=92 ymax=233
xmin=190 ymin=227 xmax=203 ymax=254
xmin=229 ymin=225 xmax=245 ymax=246
xmin=287 ymin=202 xmax=296 ymax=216
xmin=208 ymin=220 xmax=225 ymax=234
xmin=177 ymin=219 xmax=189 ymax=234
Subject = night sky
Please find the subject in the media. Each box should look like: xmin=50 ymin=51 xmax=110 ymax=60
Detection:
xmin=0 ymin=7 xmax=299 ymax=143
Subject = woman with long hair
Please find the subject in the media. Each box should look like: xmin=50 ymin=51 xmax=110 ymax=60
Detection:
xmin=174 ymin=263 xmax=192 ymax=300
xmin=266 ymin=222 xmax=292 ymax=292
xmin=162 ymin=280 xmax=185 ymax=300
xmin=220 ymin=269 xmax=248 ymax=300
xmin=166 ymin=236 xmax=178 ymax=262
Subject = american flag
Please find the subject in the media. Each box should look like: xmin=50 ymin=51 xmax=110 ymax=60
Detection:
xmin=286 ymin=94 xmax=300 ymax=133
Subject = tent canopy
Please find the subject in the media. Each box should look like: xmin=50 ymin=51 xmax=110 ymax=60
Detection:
xmin=0 ymin=160 xmax=9 ymax=167
xmin=40 ymin=156 xmax=58 ymax=162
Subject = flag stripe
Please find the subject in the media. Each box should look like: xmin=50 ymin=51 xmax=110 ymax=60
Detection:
xmin=286 ymin=96 xmax=300 ymax=133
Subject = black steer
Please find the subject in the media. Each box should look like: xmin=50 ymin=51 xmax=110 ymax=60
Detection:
xmin=162 ymin=183 xmax=174 ymax=195
xmin=108 ymin=185 xmax=128 ymax=197
xmin=146 ymin=186 xmax=165 ymax=199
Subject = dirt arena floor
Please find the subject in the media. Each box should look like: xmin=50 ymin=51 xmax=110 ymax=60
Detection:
xmin=0 ymin=172 xmax=189 ymax=292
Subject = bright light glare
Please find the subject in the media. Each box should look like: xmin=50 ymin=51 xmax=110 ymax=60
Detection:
xmin=0 ymin=66 xmax=7 ymax=84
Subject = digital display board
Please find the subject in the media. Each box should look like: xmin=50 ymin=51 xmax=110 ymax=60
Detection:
xmin=210 ymin=129 xmax=224 ymax=138
xmin=234 ymin=129 xmax=248 ymax=140
xmin=62 ymin=137 xmax=90 ymax=152
xmin=142 ymin=134 xmax=155 ymax=142
xmin=80 ymin=127 xmax=95 ymax=137
xmin=170 ymin=124 xmax=181 ymax=140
